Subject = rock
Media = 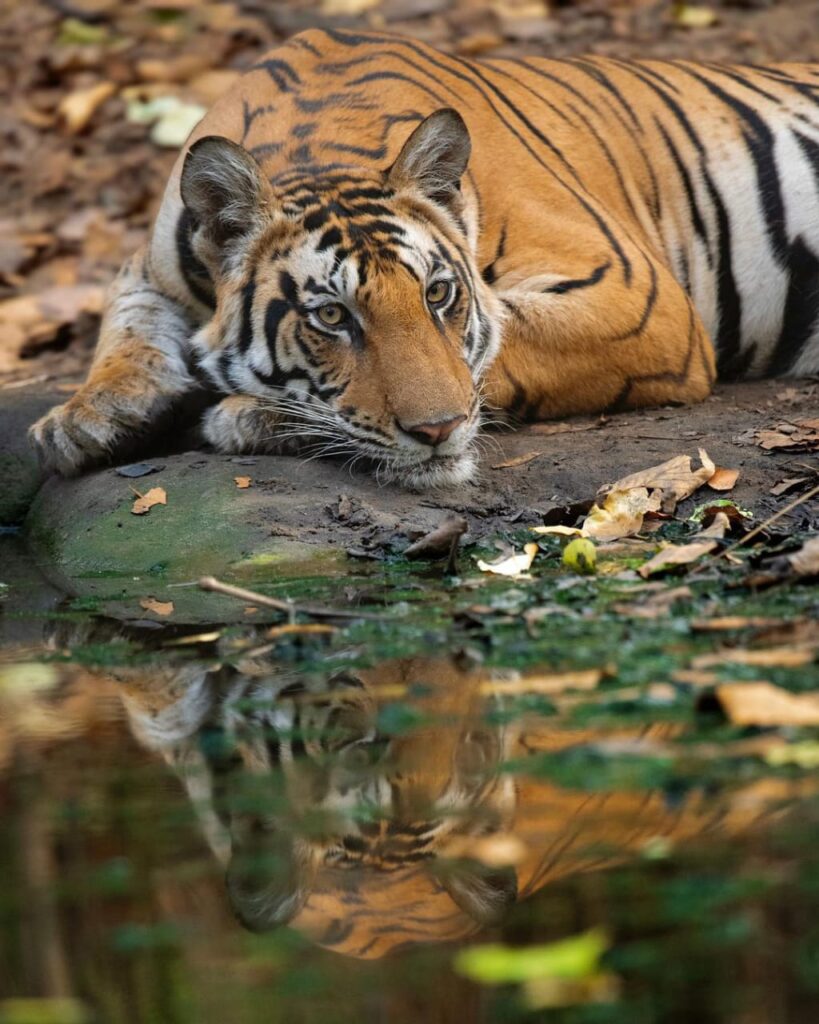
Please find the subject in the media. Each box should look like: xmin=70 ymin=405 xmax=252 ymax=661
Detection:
xmin=0 ymin=385 xmax=63 ymax=526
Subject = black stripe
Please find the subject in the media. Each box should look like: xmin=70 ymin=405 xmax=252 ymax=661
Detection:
xmin=238 ymin=277 xmax=256 ymax=353
xmin=768 ymin=235 xmax=819 ymax=375
xmin=542 ymin=260 xmax=610 ymax=295
xmin=175 ymin=210 xmax=215 ymax=310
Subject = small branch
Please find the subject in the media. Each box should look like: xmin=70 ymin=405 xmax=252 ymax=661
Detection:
xmin=198 ymin=576 xmax=385 ymax=621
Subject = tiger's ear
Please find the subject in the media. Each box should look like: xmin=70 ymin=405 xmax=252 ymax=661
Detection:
xmin=226 ymin=832 xmax=317 ymax=930
xmin=436 ymin=858 xmax=518 ymax=926
xmin=181 ymin=136 xmax=273 ymax=245
xmin=387 ymin=109 xmax=471 ymax=208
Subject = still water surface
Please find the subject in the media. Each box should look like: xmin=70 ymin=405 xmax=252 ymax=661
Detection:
xmin=2 ymin=538 xmax=819 ymax=1023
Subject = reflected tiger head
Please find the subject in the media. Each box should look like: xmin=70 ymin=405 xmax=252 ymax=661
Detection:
xmin=179 ymin=111 xmax=503 ymax=488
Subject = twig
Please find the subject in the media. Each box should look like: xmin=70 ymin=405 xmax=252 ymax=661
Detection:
xmin=198 ymin=575 xmax=386 ymax=621
xmin=692 ymin=480 xmax=819 ymax=574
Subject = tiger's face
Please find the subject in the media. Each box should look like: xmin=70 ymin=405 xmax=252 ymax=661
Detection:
xmin=181 ymin=111 xmax=503 ymax=487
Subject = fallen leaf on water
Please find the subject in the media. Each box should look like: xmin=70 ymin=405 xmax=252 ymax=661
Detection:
xmin=131 ymin=487 xmax=167 ymax=515
xmin=244 ymin=606 xmax=258 ymax=615
xmin=612 ymin=584 xmax=692 ymax=619
xmin=707 ymin=466 xmax=739 ymax=491
xmin=581 ymin=487 xmax=661 ymax=541
xmin=788 ymin=536 xmax=819 ymax=577
xmin=139 ymin=597 xmax=174 ymax=616
xmin=714 ymin=682 xmax=819 ymax=727
xmin=692 ymin=647 xmax=816 ymax=669
xmin=766 ymin=742 xmax=819 ymax=769
xmin=491 ymin=451 xmax=542 ymax=470
xmin=454 ymin=928 xmax=610 ymax=986
xmin=58 ymin=81 xmax=116 ymax=134
xmin=265 ymin=623 xmax=337 ymax=640
xmin=405 ymin=515 xmax=467 ymax=561
xmin=691 ymin=616 xmax=785 ymax=632
xmin=483 ymin=669 xmax=603 ymax=696
xmin=638 ymin=539 xmax=717 ymax=577
xmin=477 ymin=542 xmax=538 ymax=578
xmin=603 ymin=449 xmax=715 ymax=513
xmin=234 ymin=476 xmax=252 ymax=489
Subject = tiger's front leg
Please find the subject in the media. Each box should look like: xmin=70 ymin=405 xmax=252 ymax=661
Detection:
xmin=482 ymin=252 xmax=717 ymax=420
xmin=30 ymin=247 xmax=198 ymax=475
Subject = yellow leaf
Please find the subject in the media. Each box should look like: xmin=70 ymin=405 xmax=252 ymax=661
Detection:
xmin=532 ymin=525 xmax=582 ymax=537
xmin=477 ymin=542 xmax=538 ymax=578
xmin=131 ymin=486 xmax=167 ymax=515
xmin=582 ymin=487 xmax=661 ymax=541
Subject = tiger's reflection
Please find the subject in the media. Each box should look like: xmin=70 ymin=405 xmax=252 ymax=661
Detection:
xmin=105 ymin=651 xmax=793 ymax=959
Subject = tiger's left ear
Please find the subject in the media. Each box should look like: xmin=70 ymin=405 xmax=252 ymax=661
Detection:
xmin=387 ymin=109 xmax=471 ymax=208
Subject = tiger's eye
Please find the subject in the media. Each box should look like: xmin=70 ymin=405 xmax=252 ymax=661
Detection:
xmin=426 ymin=281 xmax=451 ymax=306
xmin=317 ymin=303 xmax=346 ymax=327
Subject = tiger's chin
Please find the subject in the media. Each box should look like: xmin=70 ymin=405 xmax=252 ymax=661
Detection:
xmin=386 ymin=449 xmax=478 ymax=490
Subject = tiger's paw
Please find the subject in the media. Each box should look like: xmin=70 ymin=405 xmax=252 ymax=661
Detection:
xmin=29 ymin=400 xmax=118 ymax=477
xmin=201 ymin=396 xmax=283 ymax=454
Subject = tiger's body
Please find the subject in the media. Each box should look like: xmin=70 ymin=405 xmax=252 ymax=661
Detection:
xmin=31 ymin=29 xmax=819 ymax=486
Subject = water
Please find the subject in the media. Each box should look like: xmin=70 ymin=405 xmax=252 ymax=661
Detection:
xmin=2 ymin=537 xmax=819 ymax=1023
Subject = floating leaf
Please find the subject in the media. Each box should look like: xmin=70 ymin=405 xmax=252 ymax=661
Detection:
xmin=139 ymin=597 xmax=174 ymax=616
xmin=131 ymin=486 xmax=167 ymax=515
xmin=454 ymin=928 xmax=610 ymax=986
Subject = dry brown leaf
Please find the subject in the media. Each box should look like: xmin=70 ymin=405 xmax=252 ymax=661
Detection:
xmin=234 ymin=476 xmax=252 ymax=489
xmin=527 ymin=420 xmax=602 ymax=437
xmin=788 ymin=536 xmax=819 ymax=577
xmin=638 ymin=539 xmax=717 ymax=577
xmin=698 ymin=511 xmax=731 ymax=539
xmin=770 ymin=476 xmax=811 ymax=496
xmin=532 ymin=524 xmax=582 ymax=537
xmin=582 ymin=487 xmax=661 ymax=541
xmin=58 ymin=81 xmax=116 ymax=134
xmin=707 ymin=466 xmax=739 ymax=491
xmin=714 ymin=682 xmax=819 ymax=727
xmin=491 ymin=451 xmax=542 ymax=470
xmin=603 ymin=449 xmax=715 ymax=513
xmin=692 ymin=647 xmax=816 ymax=669
xmin=243 ymin=606 xmax=258 ymax=615
xmin=405 ymin=515 xmax=467 ymax=560
xmin=483 ymin=668 xmax=603 ymax=696
xmin=612 ymin=585 xmax=692 ymax=619
xmin=131 ymin=487 xmax=167 ymax=515
xmin=691 ymin=617 xmax=786 ymax=632
xmin=477 ymin=543 xmax=538 ymax=578
xmin=139 ymin=597 xmax=174 ymax=616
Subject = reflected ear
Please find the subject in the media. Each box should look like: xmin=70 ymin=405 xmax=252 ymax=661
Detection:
xmin=180 ymin=135 xmax=273 ymax=245
xmin=436 ymin=859 xmax=518 ymax=926
xmin=387 ymin=109 xmax=471 ymax=207
xmin=226 ymin=832 xmax=316 ymax=930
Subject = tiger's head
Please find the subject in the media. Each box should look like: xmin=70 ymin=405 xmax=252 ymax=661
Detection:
xmin=179 ymin=110 xmax=503 ymax=487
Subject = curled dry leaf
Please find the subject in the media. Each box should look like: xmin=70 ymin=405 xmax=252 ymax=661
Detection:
xmin=707 ymin=466 xmax=740 ymax=491
xmin=581 ymin=487 xmax=661 ymax=541
xmin=603 ymin=449 xmax=715 ymax=513
xmin=637 ymin=539 xmax=717 ymax=577
xmin=477 ymin=542 xmax=539 ymax=578
xmin=234 ymin=476 xmax=252 ymax=489
xmin=131 ymin=486 xmax=167 ymax=515
xmin=714 ymin=682 xmax=819 ymax=727
xmin=405 ymin=515 xmax=467 ymax=560
xmin=58 ymin=81 xmax=116 ymax=134
xmin=139 ymin=597 xmax=174 ymax=616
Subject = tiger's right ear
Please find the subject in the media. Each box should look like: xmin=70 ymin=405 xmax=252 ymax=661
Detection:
xmin=387 ymin=109 xmax=471 ymax=209
xmin=180 ymin=136 xmax=273 ymax=245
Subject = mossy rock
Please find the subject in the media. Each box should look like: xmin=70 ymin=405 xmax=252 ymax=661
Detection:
xmin=25 ymin=455 xmax=348 ymax=623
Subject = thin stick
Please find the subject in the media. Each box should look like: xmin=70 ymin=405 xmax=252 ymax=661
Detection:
xmin=693 ymin=480 xmax=819 ymax=573
xmin=198 ymin=575 xmax=385 ymax=621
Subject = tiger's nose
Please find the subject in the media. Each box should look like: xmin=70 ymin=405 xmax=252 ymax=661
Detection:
xmin=399 ymin=414 xmax=467 ymax=447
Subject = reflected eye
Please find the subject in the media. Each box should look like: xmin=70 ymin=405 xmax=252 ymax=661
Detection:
xmin=316 ymin=303 xmax=347 ymax=328
xmin=426 ymin=280 xmax=453 ymax=307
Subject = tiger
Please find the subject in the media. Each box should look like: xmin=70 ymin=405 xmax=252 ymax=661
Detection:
xmin=30 ymin=28 xmax=819 ymax=487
